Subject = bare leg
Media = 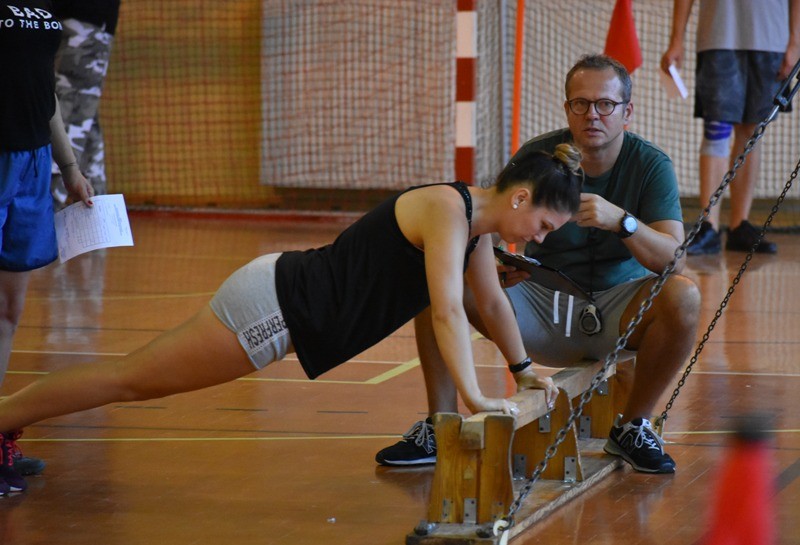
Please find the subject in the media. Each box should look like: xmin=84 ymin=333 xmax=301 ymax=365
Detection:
xmin=0 ymin=305 xmax=260 ymax=432
xmin=728 ymin=123 xmax=760 ymax=228
xmin=415 ymin=308 xmax=458 ymax=414
xmin=0 ymin=270 xmax=32 ymax=384
xmin=699 ymin=154 xmax=728 ymax=230
xmin=418 ymin=273 xmax=700 ymax=425
xmin=415 ymin=287 xmax=502 ymax=415
xmin=618 ymin=275 xmax=701 ymax=421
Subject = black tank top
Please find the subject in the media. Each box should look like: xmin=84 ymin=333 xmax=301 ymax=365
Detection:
xmin=275 ymin=182 xmax=479 ymax=379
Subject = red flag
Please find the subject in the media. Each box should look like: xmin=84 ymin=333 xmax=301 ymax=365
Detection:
xmin=603 ymin=0 xmax=642 ymax=74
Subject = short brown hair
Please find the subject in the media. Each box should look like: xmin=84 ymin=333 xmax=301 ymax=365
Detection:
xmin=565 ymin=54 xmax=632 ymax=103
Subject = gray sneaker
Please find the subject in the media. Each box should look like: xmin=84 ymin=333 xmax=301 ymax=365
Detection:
xmin=604 ymin=415 xmax=675 ymax=474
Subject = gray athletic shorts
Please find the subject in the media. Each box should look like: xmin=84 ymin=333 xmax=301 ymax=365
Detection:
xmin=209 ymin=253 xmax=293 ymax=370
xmin=505 ymin=275 xmax=655 ymax=367
xmin=695 ymin=50 xmax=785 ymax=123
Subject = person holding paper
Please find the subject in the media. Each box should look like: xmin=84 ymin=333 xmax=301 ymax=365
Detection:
xmin=660 ymin=0 xmax=800 ymax=255
xmin=376 ymin=54 xmax=701 ymax=474
xmin=50 ymin=0 xmax=122 ymax=206
xmin=0 ymin=1 xmax=95 ymax=484
xmin=0 ymin=146 xmax=583 ymax=494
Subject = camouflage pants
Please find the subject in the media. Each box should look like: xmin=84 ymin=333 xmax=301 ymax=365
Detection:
xmin=52 ymin=18 xmax=115 ymax=199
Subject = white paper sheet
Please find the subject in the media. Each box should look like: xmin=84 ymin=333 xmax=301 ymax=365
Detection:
xmin=659 ymin=64 xmax=689 ymax=100
xmin=54 ymin=194 xmax=134 ymax=263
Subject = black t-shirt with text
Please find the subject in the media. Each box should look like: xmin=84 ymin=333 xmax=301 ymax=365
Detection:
xmin=0 ymin=1 xmax=62 ymax=151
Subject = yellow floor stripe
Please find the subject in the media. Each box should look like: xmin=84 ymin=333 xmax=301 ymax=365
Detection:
xmin=229 ymin=331 xmax=484 ymax=385
xmin=364 ymin=358 xmax=420 ymax=384
xmin=364 ymin=331 xmax=484 ymax=384
xmin=238 ymin=358 xmax=422 ymax=385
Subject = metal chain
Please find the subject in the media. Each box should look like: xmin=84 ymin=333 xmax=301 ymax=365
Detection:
xmin=489 ymin=104 xmax=792 ymax=535
xmin=497 ymin=262 xmax=672 ymax=528
xmin=658 ymin=122 xmax=800 ymax=427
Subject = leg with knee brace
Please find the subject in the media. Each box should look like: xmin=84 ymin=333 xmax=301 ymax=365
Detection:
xmin=700 ymin=120 xmax=733 ymax=157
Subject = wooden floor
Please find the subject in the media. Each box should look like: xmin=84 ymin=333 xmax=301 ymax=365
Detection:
xmin=2 ymin=212 xmax=799 ymax=545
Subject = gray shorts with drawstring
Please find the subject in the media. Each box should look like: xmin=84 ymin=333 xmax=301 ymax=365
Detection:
xmin=505 ymin=275 xmax=654 ymax=367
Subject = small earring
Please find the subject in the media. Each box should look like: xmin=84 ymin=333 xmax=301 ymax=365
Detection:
xmin=513 ymin=203 xmax=519 ymax=209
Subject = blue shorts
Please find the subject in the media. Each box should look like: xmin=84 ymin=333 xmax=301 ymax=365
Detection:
xmin=694 ymin=50 xmax=786 ymax=124
xmin=0 ymin=147 xmax=58 ymax=271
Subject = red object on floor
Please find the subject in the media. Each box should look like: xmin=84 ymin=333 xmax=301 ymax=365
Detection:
xmin=702 ymin=424 xmax=776 ymax=545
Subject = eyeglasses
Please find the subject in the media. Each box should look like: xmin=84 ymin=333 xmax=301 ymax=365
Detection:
xmin=566 ymin=98 xmax=627 ymax=116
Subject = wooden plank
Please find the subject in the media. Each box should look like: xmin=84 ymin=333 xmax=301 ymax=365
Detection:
xmin=460 ymin=361 xmax=616 ymax=449
xmin=477 ymin=415 xmax=514 ymax=523
xmin=406 ymin=525 xmax=497 ymax=545
xmin=406 ymin=439 xmax=622 ymax=544
xmin=503 ymin=440 xmax=623 ymax=541
xmin=511 ymin=388 xmax=581 ymax=481
xmin=583 ymin=358 xmax=634 ymax=438
xmin=415 ymin=361 xmax=623 ymax=541
xmin=582 ymin=380 xmax=614 ymax=439
xmin=429 ymin=413 xmax=479 ymax=523
xmin=583 ymin=360 xmax=634 ymax=439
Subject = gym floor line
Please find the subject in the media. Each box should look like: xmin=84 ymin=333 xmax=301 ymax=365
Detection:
xmin=1 ymin=214 xmax=798 ymax=545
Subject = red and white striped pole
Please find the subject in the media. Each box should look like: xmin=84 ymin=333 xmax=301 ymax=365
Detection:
xmin=506 ymin=0 xmax=526 ymax=254
xmin=455 ymin=0 xmax=476 ymax=184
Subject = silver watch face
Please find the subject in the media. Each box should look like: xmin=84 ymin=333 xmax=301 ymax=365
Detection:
xmin=623 ymin=215 xmax=637 ymax=234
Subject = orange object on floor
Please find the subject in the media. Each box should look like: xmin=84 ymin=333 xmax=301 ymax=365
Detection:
xmin=702 ymin=417 xmax=776 ymax=545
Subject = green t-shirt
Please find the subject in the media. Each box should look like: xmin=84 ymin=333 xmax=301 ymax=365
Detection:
xmin=512 ymin=129 xmax=682 ymax=293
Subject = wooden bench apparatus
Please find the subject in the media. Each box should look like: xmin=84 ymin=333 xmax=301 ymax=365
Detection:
xmin=406 ymin=359 xmax=634 ymax=545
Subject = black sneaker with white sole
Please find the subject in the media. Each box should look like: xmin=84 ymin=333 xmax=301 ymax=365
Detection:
xmin=375 ymin=418 xmax=436 ymax=466
xmin=604 ymin=415 xmax=675 ymax=474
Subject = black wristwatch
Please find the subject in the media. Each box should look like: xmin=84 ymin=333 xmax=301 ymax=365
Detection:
xmin=617 ymin=212 xmax=638 ymax=239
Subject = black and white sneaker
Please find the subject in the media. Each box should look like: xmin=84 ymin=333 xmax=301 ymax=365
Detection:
xmin=604 ymin=415 xmax=675 ymax=474
xmin=375 ymin=418 xmax=436 ymax=466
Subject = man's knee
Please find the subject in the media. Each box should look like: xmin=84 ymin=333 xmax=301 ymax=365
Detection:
xmin=653 ymin=275 xmax=701 ymax=329
xmin=700 ymin=121 xmax=733 ymax=157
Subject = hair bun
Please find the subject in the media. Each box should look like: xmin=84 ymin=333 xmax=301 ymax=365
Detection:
xmin=552 ymin=143 xmax=582 ymax=174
